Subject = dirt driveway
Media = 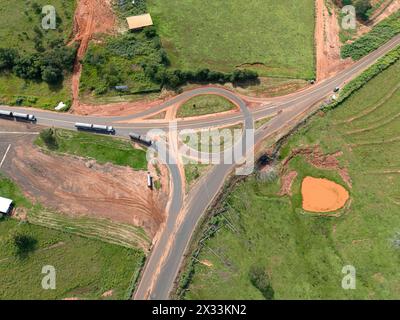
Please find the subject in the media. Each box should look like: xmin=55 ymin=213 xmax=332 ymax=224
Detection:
xmin=0 ymin=119 xmax=167 ymax=238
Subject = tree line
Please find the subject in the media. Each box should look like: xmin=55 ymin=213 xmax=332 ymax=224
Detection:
xmin=335 ymin=0 xmax=372 ymax=21
xmin=0 ymin=40 xmax=77 ymax=85
xmin=143 ymin=63 xmax=259 ymax=90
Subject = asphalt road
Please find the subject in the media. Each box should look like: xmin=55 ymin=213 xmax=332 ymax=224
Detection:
xmin=1 ymin=34 xmax=399 ymax=300
xmin=133 ymin=35 xmax=400 ymax=300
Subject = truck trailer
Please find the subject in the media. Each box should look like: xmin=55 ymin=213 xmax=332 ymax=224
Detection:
xmin=12 ymin=112 xmax=36 ymax=122
xmin=129 ymin=132 xmax=153 ymax=146
xmin=75 ymin=123 xmax=115 ymax=135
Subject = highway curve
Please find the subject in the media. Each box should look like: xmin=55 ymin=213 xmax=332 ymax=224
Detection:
xmin=133 ymin=35 xmax=400 ymax=300
xmin=1 ymin=34 xmax=399 ymax=300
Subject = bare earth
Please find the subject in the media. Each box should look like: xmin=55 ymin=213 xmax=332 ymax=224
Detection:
xmin=0 ymin=120 xmax=167 ymax=239
xmin=302 ymin=176 xmax=349 ymax=212
xmin=316 ymin=0 xmax=353 ymax=81
xmin=69 ymin=0 xmax=116 ymax=110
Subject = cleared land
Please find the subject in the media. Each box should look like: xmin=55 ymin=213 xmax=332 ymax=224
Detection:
xmin=177 ymin=95 xmax=236 ymax=118
xmin=0 ymin=176 xmax=144 ymax=300
xmin=0 ymin=121 xmax=166 ymax=239
xmin=0 ymin=0 xmax=75 ymax=108
xmin=183 ymin=59 xmax=400 ymax=299
xmin=147 ymin=0 xmax=316 ymax=79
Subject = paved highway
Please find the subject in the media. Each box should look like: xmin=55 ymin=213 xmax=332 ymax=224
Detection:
xmin=1 ymin=34 xmax=399 ymax=300
xmin=133 ymin=35 xmax=400 ymax=300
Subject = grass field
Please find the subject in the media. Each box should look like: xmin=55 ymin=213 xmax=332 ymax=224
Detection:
xmin=0 ymin=0 xmax=75 ymax=53
xmin=177 ymin=95 xmax=236 ymax=118
xmin=147 ymin=0 xmax=316 ymax=79
xmin=0 ymin=176 xmax=145 ymax=300
xmin=80 ymin=33 xmax=162 ymax=97
xmin=183 ymin=59 xmax=400 ymax=299
xmin=0 ymin=0 xmax=75 ymax=108
xmin=0 ymin=73 xmax=72 ymax=110
xmin=35 ymin=128 xmax=148 ymax=170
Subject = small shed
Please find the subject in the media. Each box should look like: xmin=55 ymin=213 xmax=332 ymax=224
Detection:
xmin=0 ymin=196 xmax=13 ymax=215
xmin=126 ymin=13 xmax=153 ymax=30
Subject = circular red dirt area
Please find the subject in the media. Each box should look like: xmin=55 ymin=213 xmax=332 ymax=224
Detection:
xmin=301 ymin=176 xmax=349 ymax=213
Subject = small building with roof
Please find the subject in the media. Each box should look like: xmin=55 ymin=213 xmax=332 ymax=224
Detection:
xmin=0 ymin=196 xmax=13 ymax=215
xmin=126 ymin=13 xmax=153 ymax=30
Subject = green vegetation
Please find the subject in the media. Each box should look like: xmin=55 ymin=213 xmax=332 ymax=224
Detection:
xmin=329 ymin=45 xmax=400 ymax=111
xmin=0 ymin=218 xmax=144 ymax=299
xmin=181 ymin=124 xmax=243 ymax=153
xmin=183 ymin=53 xmax=400 ymax=299
xmin=177 ymin=95 xmax=236 ymax=118
xmin=0 ymin=175 xmax=145 ymax=300
xmin=0 ymin=0 xmax=76 ymax=108
xmin=184 ymin=163 xmax=210 ymax=188
xmin=28 ymin=208 xmax=151 ymax=250
xmin=0 ymin=0 xmax=75 ymax=53
xmin=147 ymin=0 xmax=315 ymax=79
xmin=80 ymin=31 xmax=163 ymax=97
xmin=0 ymin=74 xmax=71 ymax=110
xmin=36 ymin=128 xmax=147 ymax=170
xmin=341 ymin=10 xmax=400 ymax=60
xmin=341 ymin=0 xmax=372 ymax=21
xmin=82 ymin=0 xmax=260 ymax=99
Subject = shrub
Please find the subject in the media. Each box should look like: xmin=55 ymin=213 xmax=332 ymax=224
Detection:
xmin=0 ymin=48 xmax=18 ymax=70
xmin=40 ymin=128 xmax=58 ymax=150
xmin=12 ymin=232 xmax=38 ymax=259
xmin=341 ymin=11 xmax=400 ymax=60
xmin=249 ymin=266 xmax=275 ymax=300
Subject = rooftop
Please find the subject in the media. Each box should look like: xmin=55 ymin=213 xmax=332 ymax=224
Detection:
xmin=0 ymin=196 xmax=13 ymax=214
xmin=126 ymin=14 xmax=153 ymax=30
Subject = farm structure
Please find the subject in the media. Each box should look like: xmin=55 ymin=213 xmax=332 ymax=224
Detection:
xmin=126 ymin=13 xmax=153 ymax=30
xmin=0 ymin=196 xmax=13 ymax=215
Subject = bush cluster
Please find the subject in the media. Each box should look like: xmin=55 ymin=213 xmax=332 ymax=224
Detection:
xmin=341 ymin=11 xmax=400 ymax=60
xmin=0 ymin=41 xmax=77 ymax=85
xmin=326 ymin=45 xmax=400 ymax=111
xmin=143 ymin=64 xmax=258 ymax=90
xmin=335 ymin=0 xmax=372 ymax=21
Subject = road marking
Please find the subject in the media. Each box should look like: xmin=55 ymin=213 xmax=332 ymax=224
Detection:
xmin=0 ymin=144 xmax=11 ymax=169
xmin=0 ymin=132 xmax=39 ymax=135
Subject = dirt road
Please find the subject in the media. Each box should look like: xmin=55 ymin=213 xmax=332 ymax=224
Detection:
xmin=315 ymin=0 xmax=353 ymax=81
xmin=69 ymin=0 xmax=115 ymax=110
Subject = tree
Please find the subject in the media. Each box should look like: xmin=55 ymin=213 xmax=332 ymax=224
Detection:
xmin=0 ymin=48 xmax=18 ymax=70
xmin=41 ymin=65 xmax=63 ymax=84
xmin=354 ymin=0 xmax=372 ymax=21
xmin=13 ymin=53 xmax=42 ymax=79
xmin=40 ymin=128 xmax=58 ymax=149
xmin=12 ymin=232 xmax=38 ymax=259
xmin=249 ymin=266 xmax=275 ymax=300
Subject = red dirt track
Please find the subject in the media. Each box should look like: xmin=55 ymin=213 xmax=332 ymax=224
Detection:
xmin=69 ymin=0 xmax=115 ymax=110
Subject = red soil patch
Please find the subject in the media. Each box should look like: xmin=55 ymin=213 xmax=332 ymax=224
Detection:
xmin=301 ymin=176 xmax=349 ymax=212
xmin=2 ymin=134 xmax=167 ymax=239
xmin=282 ymin=145 xmax=352 ymax=188
xmin=74 ymin=98 xmax=166 ymax=117
xmin=69 ymin=0 xmax=116 ymax=110
xmin=315 ymin=0 xmax=353 ymax=81
xmin=279 ymin=170 xmax=298 ymax=196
